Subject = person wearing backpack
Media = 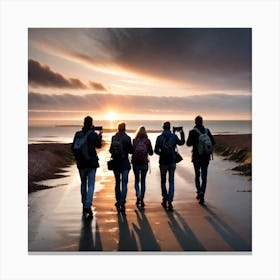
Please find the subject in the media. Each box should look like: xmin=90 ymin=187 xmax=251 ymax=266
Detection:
xmin=71 ymin=116 xmax=102 ymax=219
xmin=109 ymin=122 xmax=133 ymax=213
xmin=132 ymin=126 xmax=153 ymax=207
xmin=186 ymin=115 xmax=215 ymax=205
xmin=154 ymin=121 xmax=185 ymax=211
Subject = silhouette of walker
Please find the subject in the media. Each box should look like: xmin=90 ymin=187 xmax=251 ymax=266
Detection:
xmin=109 ymin=122 xmax=133 ymax=213
xmin=131 ymin=126 xmax=153 ymax=208
xmin=155 ymin=121 xmax=185 ymax=211
xmin=72 ymin=116 xmax=103 ymax=219
xmin=186 ymin=115 xmax=215 ymax=205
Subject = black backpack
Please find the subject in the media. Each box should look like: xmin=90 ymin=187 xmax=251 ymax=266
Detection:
xmin=161 ymin=135 xmax=173 ymax=156
xmin=111 ymin=134 xmax=124 ymax=159
xmin=72 ymin=130 xmax=92 ymax=161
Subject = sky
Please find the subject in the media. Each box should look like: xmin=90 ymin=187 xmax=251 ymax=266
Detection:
xmin=28 ymin=28 xmax=252 ymax=123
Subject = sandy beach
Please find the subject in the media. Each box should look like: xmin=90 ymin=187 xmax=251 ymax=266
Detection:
xmin=28 ymin=134 xmax=252 ymax=252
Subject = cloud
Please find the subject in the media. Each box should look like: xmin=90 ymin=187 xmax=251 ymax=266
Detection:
xmin=88 ymin=81 xmax=107 ymax=91
xmin=107 ymin=28 xmax=252 ymax=92
xmin=28 ymin=59 xmax=107 ymax=91
xmin=28 ymin=92 xmax=251 ymax=118
xmin=29 ymin=28 xmax=252 ymax=94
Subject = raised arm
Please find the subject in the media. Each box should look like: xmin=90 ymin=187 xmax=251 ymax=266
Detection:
xmin=176 ymin=130 xmax=185 ymax=146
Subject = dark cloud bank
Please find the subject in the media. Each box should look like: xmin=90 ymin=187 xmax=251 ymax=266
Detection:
xmin=28 ymin=59 xmax=107 ymax=91
xmin=108 ymin=28 xmax=252 ymax=92
xmin=79 ymin=28 xmax=252 ymax=92
xmin=28 ymin=92 xmax=251 ymax=117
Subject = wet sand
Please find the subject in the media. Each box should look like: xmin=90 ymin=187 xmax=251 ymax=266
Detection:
xmin=28 ymin=136 xmax=252 ymax=252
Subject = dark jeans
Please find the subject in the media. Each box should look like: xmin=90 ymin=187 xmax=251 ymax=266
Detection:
xmin=133 ymin=164 xmax=148 ymax=198
xmin=113 ymin=169 xmax=129 ymax=205
xmin=78 ymin=167 xmax=97 ymax=208
xmin=159 ymin=163 xmax=176 ymax=202
xmin=193 ymin=160 xmax=209 ymax=195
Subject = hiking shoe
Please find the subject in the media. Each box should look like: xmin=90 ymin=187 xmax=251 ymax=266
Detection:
xmin=85 ymin=207 xmax=93 ymax=219
xmin=199 ymin=192 xmax=205 ymax=205
xmin=167 ymin=201 xmax=174 ymax=212
xmin=136 ymin=197 xmax=141 ymax=206
xmin=161 ymin=200 xmax=167 ymax=209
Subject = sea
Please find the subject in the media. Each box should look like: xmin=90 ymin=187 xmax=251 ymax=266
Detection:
xmin=28 ymin=120 xmax=252 ymax=145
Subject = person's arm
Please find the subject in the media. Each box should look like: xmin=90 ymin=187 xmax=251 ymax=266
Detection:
xmin=186 ymin=130 xmax=194 ymax=147
xmin=176 ymin=130 xmax=185 ymax=146
xmin=127 ymin=136 xmax=133 ymax=154
xmin=94 ymin=131 xmax=102 ymax=149
xmin=132 ymin=139 xmax=136 ymax=153
xmin=147 ymin=139 xmax=154 ymax=156
xmin=109 ymin=136 xmax=114 ymax=154
xmin=71 ymin=132 xmax=78 ymax=152
xmin=207 ymin=129 xmax=215 ymax=146
xmin=154 ymin=136 xmax=161 ymax=155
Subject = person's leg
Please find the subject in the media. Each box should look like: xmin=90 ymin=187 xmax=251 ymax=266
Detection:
xmin=167 ymin=163 xmax=176 ymax=202
xmin=193 ymin=161 xmax=201 ymax=194
xmin=140 ymin=165 xmax=148 ymax=206
xmin=160 ymin=164 xmax=168 ymax=207
xmin=78 ymin=168 xmax=87 ymax=209
xmin=81 ymin=168 xmax=96 ymax=218
xmin=85 ymin=168 xmax=97 ymax=208
xmin=133 ymin=165 xmax=142 ymax=206
xmin=120 ymin=169 xmax=129 ymax=208
xmin=133 ymin=165 xmax=140 ymax=197
xmin=140 ymin=165 xmax=148 ymax=198
xmin=113 ymin=170 xmax=121 ymax=206
xmin=200 ymin=161 xmax=209 ymax=195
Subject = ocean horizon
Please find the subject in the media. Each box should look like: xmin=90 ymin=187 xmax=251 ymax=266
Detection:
xmin=28 ymin=119 xmax=252 ymax=144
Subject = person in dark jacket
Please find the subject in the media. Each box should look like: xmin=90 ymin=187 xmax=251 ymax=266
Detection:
xmin=186 ymin=115 xmax=215 ymax=205
xmin=109 ymin=122 xmax=133 ymax=213
xmin=72 ymin=116 xmax=102 ymax=219
xmin=154 ymin=121 xmax=185 ymax=211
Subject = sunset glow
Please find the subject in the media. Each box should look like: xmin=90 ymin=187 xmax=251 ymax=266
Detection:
xmin=107 ymin=111 xmax=116 ymax=120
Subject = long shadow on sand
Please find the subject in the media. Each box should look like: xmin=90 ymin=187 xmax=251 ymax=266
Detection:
xmin=203 ymin=205 xmax=251 ymax=251
xmin=79 ymin=217 xmax=103 ymax=251
xmin=117 ymin=211 xmax=138 ymax=251
xmin=166 ymin=210 xmax=205 ymax=251
xmin=132 ymin=208 xmax=161 ymax=251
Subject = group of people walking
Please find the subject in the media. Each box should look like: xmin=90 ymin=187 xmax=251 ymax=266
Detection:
xmin=72 ymin=115 xmax=215 ymax=219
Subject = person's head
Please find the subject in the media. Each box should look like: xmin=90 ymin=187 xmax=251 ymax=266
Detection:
xmin=118 ymin=121 xmax=126 ymax=132
xmin=135 ymin=126 xmax=148 ymax=139
xmin=163 ymin=121 xmax=171 ymax=130
xmin=195 ymin=115 xmax=203 ymax=126
xmin=84 ymin=116 xmax=93 ymax=128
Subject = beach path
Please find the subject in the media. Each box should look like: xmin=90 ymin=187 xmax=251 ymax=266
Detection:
xmin=28 ymin=147 xmax=251 ymax=252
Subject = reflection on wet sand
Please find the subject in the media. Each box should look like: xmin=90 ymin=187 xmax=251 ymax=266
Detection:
xmin=79 ymin=217 xmax=103 ymax=251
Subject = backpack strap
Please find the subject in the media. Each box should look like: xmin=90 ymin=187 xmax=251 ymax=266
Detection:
xmin=193 ymin=127 xmax=202 ymax=135
xmin=194 ymin=127 xmax=208 ymax=135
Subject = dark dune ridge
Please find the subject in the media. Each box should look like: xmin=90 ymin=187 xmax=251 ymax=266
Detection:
xmin=213 ymin=134 xmax=251 ymax=177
